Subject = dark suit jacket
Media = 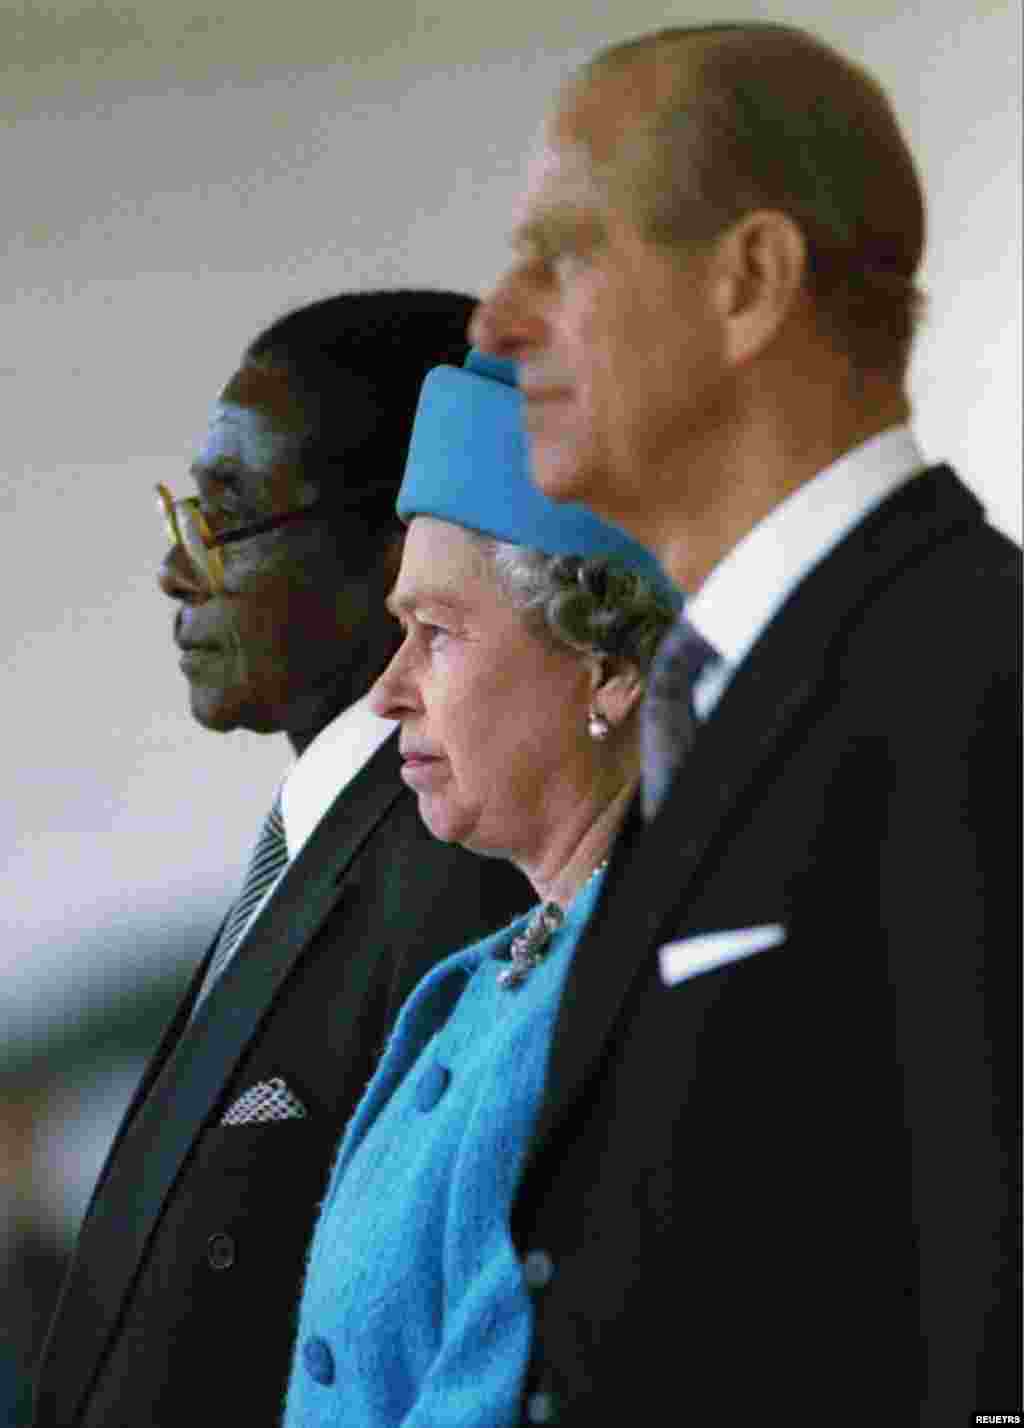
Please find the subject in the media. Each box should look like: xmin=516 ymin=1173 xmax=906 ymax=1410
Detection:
xmin=34 ymin=733 xmax=530 ymax=1427
xmin=512 ymin=468 xmax=1021 ymax=1426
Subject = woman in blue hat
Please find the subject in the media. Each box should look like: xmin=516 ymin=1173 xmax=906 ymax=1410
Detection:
xmin=283 ymin=353 xmax=677 ymax=1428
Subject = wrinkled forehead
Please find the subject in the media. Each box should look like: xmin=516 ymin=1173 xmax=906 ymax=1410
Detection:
xmin=193 ymin=400 xmax=301 ymax=474
xmin=394 ymin=516 xmax=497 ymax=599
xmin=510 ymin=119 xmax=608 ymax=249
xmin=520 ymin=121 xmax=601 ymax=205
xmin=514 ymin=61 xmax=673 ymax=237
xmin=192 ymin=363 xmax=306 ymax=475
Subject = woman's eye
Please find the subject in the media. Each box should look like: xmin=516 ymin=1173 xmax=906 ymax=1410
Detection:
xmin=417 ymin=621 xmax=453 ymax=649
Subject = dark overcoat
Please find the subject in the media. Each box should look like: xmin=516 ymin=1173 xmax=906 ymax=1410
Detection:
xmin=512 ymin=468 xmax=1021 ymax=1426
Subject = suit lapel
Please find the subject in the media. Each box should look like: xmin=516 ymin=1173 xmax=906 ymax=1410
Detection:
xmin=528 ymin=466 xmax=983 ymax=1162
xmin=52 ymin=734 xmax=406 ymax=1426
xmin=190 ymin=733 xmax=405 ymax=1042
xmin=83 ymin=915 xmax=227 ymax=1210
xmin=80 ymin=963 xmax=206 ymax=1219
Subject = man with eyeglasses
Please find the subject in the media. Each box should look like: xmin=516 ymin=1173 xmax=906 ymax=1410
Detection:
xmin=33 ymin=291 xmax=529 ymax=1428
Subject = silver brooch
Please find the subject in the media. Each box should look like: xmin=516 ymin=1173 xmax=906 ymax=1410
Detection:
xmin=494 ymin=902 xmax=564 ymax=990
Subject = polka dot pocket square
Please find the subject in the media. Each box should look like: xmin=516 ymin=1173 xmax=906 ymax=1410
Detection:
xmin=220 ymin=1076 xmax=308 ymax=1125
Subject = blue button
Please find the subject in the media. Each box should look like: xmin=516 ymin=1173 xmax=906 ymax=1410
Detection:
xmin=415 ymin=1061 xmax=451 ymax=1112
xmin=302 ymin=1336 xmax=335 ymax=1385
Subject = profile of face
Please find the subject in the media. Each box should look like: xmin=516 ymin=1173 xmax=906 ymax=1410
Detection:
xmin=369 ymin=517 xmax=605 ymax=863
xmin=159 ymin=363 xmax=383 ymax=742
xmin=470 ymin=74 xmax=731 ymax=539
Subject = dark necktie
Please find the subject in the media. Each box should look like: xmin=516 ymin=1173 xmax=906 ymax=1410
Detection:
xmin=641 ymin=616 xmax=719 ymax=820
xmin=192 ymin=795 xmax=288 ymax=1012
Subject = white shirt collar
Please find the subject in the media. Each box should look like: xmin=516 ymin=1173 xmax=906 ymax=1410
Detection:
xmin=686 ymin=424 xmax=927 ymax=676
xmin=278 ymin=696 xmax=396 ymax=860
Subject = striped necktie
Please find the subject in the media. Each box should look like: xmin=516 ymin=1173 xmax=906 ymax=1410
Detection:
xmin=641 ymin=617 xmax=719 ymax=821
xmin=193 ymin=795 xmax=288 ymax=1012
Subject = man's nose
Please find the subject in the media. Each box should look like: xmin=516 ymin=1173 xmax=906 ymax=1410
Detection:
xmin=469 ymin=265 xmax=541 ymax=358
xmin=158 ymin=544 xmax=209 ymax=602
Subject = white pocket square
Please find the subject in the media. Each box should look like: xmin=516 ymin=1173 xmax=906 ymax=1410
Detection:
xmin=659 ymin=924 xmax=786 ymax=987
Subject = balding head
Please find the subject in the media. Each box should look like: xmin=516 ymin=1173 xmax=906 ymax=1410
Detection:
xmin=566 ymin=24 xmax=926 ymax=377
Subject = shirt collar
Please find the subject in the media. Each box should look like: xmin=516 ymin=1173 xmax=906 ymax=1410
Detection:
xmin=279 ymin=695 xmax=396 ymax=860
xmin=686 ymin=424 xmax=927 ymax=671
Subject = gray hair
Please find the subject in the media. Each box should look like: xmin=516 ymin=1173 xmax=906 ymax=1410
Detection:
xmin=480 ymin=539 xmax=675 ymax=673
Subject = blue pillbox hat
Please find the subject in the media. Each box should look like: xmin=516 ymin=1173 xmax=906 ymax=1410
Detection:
xmin=397 ymin=350 xmax=680 ymax=608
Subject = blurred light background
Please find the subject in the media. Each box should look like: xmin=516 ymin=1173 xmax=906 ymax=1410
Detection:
xmin=2 ymin=0 xmax=1020 ymax=1416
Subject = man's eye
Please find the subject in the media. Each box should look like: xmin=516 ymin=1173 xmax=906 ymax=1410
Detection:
xmin=200 ymin=503 xmax=236 ymax=532
xmin=553 ymin=248 xmax=591 ymax=280
xmin=206 ymin=504 xmax=263 ymax=542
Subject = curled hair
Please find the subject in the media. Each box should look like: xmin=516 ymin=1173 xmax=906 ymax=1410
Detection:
xmin=486 ymin=542 xmax=675 ymax=673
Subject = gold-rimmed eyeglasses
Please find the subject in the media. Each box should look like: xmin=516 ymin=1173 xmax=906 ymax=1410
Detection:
xmin=155 ymin=483 xmax=326 ymax=594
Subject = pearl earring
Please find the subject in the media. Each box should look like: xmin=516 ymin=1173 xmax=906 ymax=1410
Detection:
xmin=588 ymin=708 xmax=610 ymax=740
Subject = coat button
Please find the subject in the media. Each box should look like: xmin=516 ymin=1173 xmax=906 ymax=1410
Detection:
xmin=415 ymin=1061 xmax=451 ymax=1112
xmin=522 ymin=1249 xmax=555 ymax=1291
xmin=526 ymin=1390 xmax=558 ymax=1423
xmin=206 ymin=1232 xmax=235 ymax=1270
xmin=302 ymin=1335 xmax=336 ymax=1385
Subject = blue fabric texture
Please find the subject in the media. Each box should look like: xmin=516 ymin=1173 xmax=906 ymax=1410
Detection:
xmin=397 ymin=351 xmax=681 ymax=609
xmin=283 ymin=869 xmax=607 ymax=1428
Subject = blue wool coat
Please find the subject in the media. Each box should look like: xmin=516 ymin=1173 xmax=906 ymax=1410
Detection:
xmin=284 ymin=872 xmax=606 ymax=1428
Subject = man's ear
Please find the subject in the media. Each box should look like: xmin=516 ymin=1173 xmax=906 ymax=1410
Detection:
xmin=590 ymin=660 xmax=646 ymax=730
xmin=713 ymin=209 xmax=808 ymax=368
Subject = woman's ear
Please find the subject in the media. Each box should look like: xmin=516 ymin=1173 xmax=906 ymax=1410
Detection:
xmin=591 ymin=660 xmax=646 ymax=730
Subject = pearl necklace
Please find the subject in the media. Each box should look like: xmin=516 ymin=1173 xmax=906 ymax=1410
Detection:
xmin=493 ymin=859 xmax=609 ymax=990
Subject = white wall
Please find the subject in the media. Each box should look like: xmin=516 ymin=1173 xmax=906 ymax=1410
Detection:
xmin=3 ymin=0 xmax=1020 ymax=1019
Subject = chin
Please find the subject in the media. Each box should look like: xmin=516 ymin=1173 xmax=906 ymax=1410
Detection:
xmin=416 ymin=800 xmax=458 ymax=845
xmin=419 ymin=805 xmax=515 ymax=869
xmin=188 ymin=689 xmax=276 ymax=736
xmin=189 ymin=693 xmax=234 ymax=732
xmin=416 ymin=793 xmax=481 ymax=850
xmin=528 ymin=435 xmax=604 ymax=510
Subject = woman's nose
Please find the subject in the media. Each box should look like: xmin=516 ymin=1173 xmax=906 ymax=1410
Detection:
xmin=368 ymin=643 xmax=419 ymax=721
xmin=469 ymin=265 xmax=543 ymax=359
xmin=158 ymin=543 xmax=209 ymax=602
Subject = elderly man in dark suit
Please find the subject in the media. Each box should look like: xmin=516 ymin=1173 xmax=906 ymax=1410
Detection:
xmin=34 ymin=292 xmax=529 ymax=1428
xmin=472 ymin=25 xmax=1021 ymax=1425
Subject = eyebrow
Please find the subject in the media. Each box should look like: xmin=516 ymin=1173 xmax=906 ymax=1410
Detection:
xmin=188 ymin=459 xmax=243 ymax=484
xmin=385 ymin=588 xmax=465 ymax=619
xmin=512 ymin=203 xmax=606 ymax=259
